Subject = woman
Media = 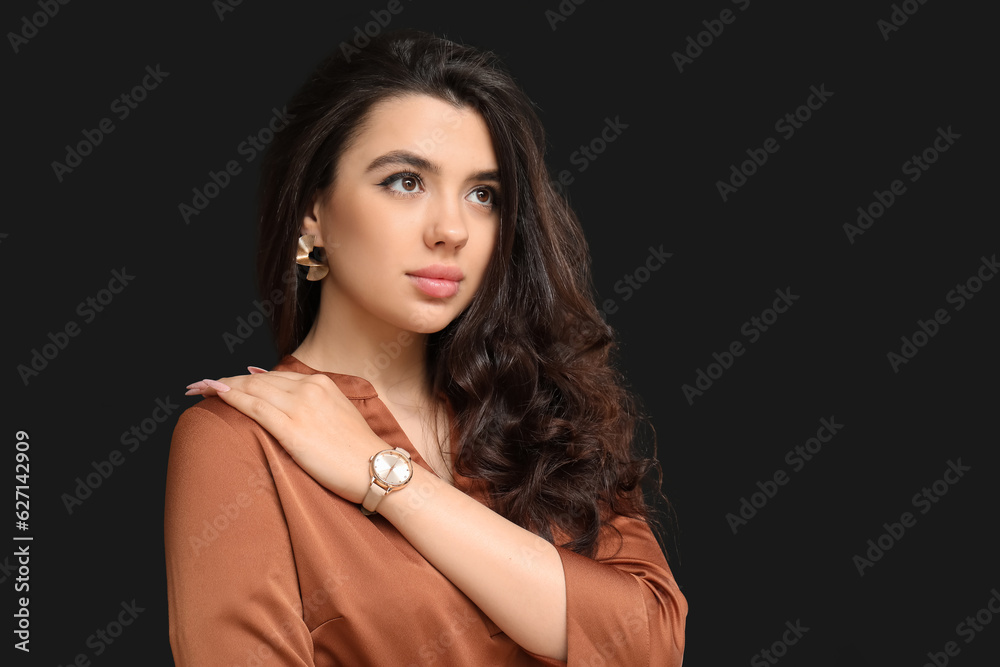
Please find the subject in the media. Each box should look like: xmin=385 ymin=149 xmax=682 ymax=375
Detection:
xmin=165 ymin=29 xmax=686 ymax=666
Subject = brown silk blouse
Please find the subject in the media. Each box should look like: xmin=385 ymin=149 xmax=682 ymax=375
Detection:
xmin=164 ymin=354 xmax=687 ymax=666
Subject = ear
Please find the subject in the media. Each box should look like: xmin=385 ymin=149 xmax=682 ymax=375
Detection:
xmin=300 ymin=191 xmax=325 ymax=246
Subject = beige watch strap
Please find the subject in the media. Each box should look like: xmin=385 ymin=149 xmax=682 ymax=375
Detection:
xmin=361 ymin=482 xmax=387 ymax=514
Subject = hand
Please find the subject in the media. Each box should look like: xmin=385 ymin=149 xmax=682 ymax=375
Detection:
xmin=184 ymin=368 xmax=385 ymax=504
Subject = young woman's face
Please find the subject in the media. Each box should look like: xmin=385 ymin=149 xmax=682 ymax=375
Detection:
xmin=303 ymin=94 xmax=501 ymax=335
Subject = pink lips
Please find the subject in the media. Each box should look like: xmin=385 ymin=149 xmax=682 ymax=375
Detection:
xmin=407 ymin=265 xmax=464 ymax=298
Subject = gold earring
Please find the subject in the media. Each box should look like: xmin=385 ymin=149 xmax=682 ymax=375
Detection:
xmin=295 ymin=234 xmax=329 ymax=281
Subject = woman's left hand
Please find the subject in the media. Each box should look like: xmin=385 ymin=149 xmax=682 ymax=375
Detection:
xmin=184 ymin=369 xmax=385 ymax=504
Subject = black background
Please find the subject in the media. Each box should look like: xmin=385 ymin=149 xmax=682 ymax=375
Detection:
xmin=4 ymin=0 xmax=997 ymax=665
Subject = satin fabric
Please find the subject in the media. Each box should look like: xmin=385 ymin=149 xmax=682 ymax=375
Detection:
xmin=164 ymin=354 xmax=687 ymax=666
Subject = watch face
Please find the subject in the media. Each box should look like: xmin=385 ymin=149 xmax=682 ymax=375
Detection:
xmin=374 ymin=452 xmax=412 ymax=485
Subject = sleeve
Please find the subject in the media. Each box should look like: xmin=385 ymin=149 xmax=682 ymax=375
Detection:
xmin=164 ymin=403 xmax=315 ymax=666
xmin=553 ymin=514 xmax=687 ymax=666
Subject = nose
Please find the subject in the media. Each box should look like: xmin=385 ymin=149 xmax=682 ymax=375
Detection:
xmin=423 ymin=197 xmax=469 ymax=250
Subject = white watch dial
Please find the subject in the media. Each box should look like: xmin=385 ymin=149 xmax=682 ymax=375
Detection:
xmin=374 ymin=452 xmax=411 ymax=485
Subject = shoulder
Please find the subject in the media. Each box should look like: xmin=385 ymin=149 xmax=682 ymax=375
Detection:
xmin=169 ymin=396 xmax=270 ymax=469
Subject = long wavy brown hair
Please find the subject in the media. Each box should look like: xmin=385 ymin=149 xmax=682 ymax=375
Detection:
xmin=257 ymin=29 xmax=670 ymax=558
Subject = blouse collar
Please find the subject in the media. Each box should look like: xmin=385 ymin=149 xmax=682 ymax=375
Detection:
xmin=273 ymin=354 xmax=379 ymax=400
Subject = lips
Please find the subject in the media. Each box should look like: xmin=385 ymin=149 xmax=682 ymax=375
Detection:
xmin=407 ymin=265 xmax=464 ymax=298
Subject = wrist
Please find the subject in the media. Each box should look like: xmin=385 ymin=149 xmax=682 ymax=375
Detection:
xmin=376 ymin=464 xmax=442 ymax=523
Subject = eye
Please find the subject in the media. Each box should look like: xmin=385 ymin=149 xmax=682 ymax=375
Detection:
xmin=379 ymin=172 xmax=424 ymax=195
xmin=466 ymin=187 xmax=498 ymax=208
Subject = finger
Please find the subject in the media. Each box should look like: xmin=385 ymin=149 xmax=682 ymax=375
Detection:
xmin=218 ymin=373 xmax=331 ymax=415
xmin=221 ymin=373 xmax=309 ymax=394
xmin=212 ymin=381 xmax=293 ymax=440
xmin=224 ymin=371 xmax=349 ymax=394
xmin=232 ymin=373 xmax=357 ymax=420
xmin=240 ymin=370 xmax=312 ymax=381
xmin=184 ymin=378 xmax=229 ymax=396
xmin=184 ymin=380 xmax=208 ymax=395
xmin=184 ymin=370 xmax=310 ymax=395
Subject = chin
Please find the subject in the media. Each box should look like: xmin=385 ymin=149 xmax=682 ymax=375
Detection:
xmin=408 ymin=319 xmax=454 ymax=335
xmin=400 ymin=305 xmax=465 ymax=335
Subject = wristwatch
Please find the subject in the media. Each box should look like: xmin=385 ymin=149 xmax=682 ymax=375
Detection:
xmin=361 ymin=447 xmax=413 ymax=515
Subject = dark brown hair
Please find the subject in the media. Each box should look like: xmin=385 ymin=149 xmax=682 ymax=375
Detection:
xmin=257 ymin=29 xmax=669 ymax=557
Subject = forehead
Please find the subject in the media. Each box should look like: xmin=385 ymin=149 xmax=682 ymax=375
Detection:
xmin=343 ymin=94 xmax=497 ymax=168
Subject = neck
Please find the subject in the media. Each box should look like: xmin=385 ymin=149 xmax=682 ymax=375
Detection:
xmin=292 ymin=289 xmax=433 ymax=407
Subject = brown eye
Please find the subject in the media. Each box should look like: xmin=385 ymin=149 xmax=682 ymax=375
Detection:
xmin=382 ymin=173 xmax=424 ymax=195
xmin=468 ymin=188 xmax=495 ymax=206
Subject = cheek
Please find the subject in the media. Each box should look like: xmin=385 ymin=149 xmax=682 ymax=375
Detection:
xmin=323 ymin=202 xmax=386 ymax=256
xmin=477 ymin=226 xmax=499 ymax=273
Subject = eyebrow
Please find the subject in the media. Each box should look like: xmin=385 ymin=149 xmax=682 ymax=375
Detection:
xmin=365 ymin=150 xmax=500 ymax=183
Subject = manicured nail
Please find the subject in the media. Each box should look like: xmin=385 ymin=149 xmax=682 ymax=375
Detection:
xmin=186 ymin=380 xmax=208 ymax=390
xmin=202 ymin=379 xmax=231 ymax=392
xmin=247 ymin=366 xmax=268 ymax=374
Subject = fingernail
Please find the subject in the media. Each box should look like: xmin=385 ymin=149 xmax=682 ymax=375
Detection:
xmin=184 ymin=386 xmax=205 ymax=396
xmin=247 ymin=366 xmax=268 ymax=374
xmin=186 ymin=380 xmax=208 ymax=390
xmin=202 ymin=379 xmax=231 ymax=392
